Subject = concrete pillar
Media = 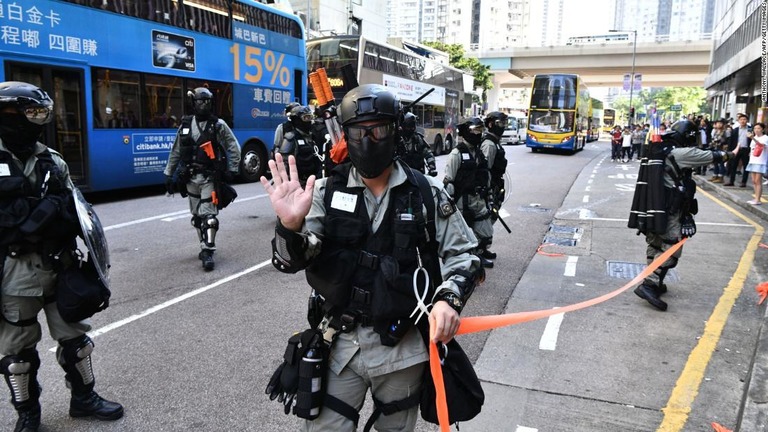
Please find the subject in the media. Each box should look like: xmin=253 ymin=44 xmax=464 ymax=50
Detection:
xmin=486 ymin=74 xmax=503 ymax=112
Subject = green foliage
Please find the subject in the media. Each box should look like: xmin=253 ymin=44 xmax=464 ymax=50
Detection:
xmin=421 ymin=41 xmax=493 ymax=102
xmin=609 ymin=87 xmax=708 ymax=124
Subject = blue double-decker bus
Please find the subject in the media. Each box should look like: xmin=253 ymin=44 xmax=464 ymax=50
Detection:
xmin=0 ymin=0 xmax=306 ymax=191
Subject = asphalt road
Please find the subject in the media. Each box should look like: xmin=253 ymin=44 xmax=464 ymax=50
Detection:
xmin=2 ymin=140 xmax=765 ymax=432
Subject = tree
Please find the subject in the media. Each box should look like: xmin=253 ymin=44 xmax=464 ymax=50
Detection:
xmin=609 ymin=87 xmax=708 ymax=124
xmin=421 ymin=41 xmax=493 ymax=102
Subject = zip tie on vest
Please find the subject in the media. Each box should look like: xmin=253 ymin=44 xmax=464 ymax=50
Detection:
xmin=410 ymin=246 xmax=432 ymax=325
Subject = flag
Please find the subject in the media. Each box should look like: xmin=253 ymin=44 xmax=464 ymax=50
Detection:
xmin=623 ymin=74 xmax=631 ymax=91
xmin=650 ymin=106 xmax=662 ymax=142
xmin=633 ymin=73 xmax=643 ymax=91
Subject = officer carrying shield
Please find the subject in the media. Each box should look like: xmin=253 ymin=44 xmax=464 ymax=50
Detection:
xmin=0 ymin=81 xmax=123 ymax=432
xmin=261 ymin=84 xmax=483 ymax=431
xmin=629 ymin=119 xmax=734 ymax=311
xmin=396 ymin=112 xmax=437 ymax=176
xmin=164 ymin=87 xmax=241 ymax=271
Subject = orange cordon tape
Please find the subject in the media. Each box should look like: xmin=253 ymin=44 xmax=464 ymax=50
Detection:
xmin=428 ymin=238 xmax=687 ymax=431
xmin=536 ymin=243 xmax=565 ymax=257
xmin=711 ymin=422 xmax=733 ymax=432
xmin=756 ymin=282 xmax=768 ymax=305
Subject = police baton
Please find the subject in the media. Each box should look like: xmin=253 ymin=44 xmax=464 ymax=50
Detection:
xmin=493 ymin=208 xmax=512 ymax=233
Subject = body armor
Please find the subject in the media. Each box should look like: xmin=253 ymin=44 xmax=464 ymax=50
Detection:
xmin=452 ymin=143 xmax=489 ymax=197
xmin=178 ymin=115 xmax=225 ymax=174
xmin=398 ymin=133 xmax=428 ymax=173
xmin=280 ymin=130 xmax=321 ymax=183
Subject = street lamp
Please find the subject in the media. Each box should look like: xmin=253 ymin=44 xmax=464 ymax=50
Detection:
xmin=610 ymin=29 xmax=637 ymax=127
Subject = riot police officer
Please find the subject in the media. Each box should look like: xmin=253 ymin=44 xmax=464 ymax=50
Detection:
xmin=0 ymin=81 xmax=123 ymax=432
xmin=396 ymin=112 xmax=437 ymax=176
xmin=480 ymin=111 xmax=509 ymax=261
xmin=260 ymin=84 xmax=482 ymax=431
xmin=629 ymin=119 xmax=734 ymax=311
xmin=278 ymin=105 xmax=322 ymax=186
xmin=164 ymin=87 xmax=241 ymax=271
xmin=273 ymin=101 xmax=301 ymax=157
xmin=444 ymin=117 xmax=495 ymax=268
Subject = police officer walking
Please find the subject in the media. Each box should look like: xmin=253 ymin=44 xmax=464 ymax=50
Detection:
xmin=278 ymin=105 xmax=323 ymax=186
xmin=443 ymin=117 xmax=495 ymax=268
xmin=480 ymin=111 xmax=509 ymax=262
xmin=396 ymin=112 xmax=437 ymax=176
xmin=629 ymin=119 xmax=734 ymax=311
xmin=273 ymin=102 xmax=301 ymax=158
xmin=260 ymin=84 xmax=482 ymax=431
xmin=164 ymin=87 xmax=241 ymax=271
xmin=0 ymin=81 xmax=123 ymax=432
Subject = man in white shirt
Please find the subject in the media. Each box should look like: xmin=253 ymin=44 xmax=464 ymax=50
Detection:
xmin=724 ymin=113 xmax=751 ymax=187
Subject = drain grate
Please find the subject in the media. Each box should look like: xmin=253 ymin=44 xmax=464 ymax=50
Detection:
xmin=549 ymin=225 xmax=581 ymax=234
xmin=606 ymin=261 xmax=680 ymax=281
xmin=542 ymin=236 xmax=577 ymax=246
xmin=518 ymin=206 xmax=551 ymax=213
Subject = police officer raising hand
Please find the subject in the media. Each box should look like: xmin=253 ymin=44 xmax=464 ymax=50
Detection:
xmin=260 ymin=153 xmax=315 ymax=232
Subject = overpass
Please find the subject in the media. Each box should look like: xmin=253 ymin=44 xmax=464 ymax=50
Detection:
xmin=475 ymin=40 xmax=713 ymax=106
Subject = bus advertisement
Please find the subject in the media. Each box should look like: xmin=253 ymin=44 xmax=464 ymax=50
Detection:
xmin=603 ymin=108 xmax=616 ymax=133
xmin=306 ymin=36 xmax=470 ymax=155
xmin=525 ymin=74 xmax=590 ymax=154
xmin=0 ymin=0 xmax=307 ymax=191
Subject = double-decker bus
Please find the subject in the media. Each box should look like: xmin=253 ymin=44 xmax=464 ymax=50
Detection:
xmin=525 ymin=74 xmax=590 ymax=153
xmin=603 ymin=108 xmax=616 ymax=133
xmin=0 ymin=0 xmax=306 ymax=191
xmin=588 ymin=97 xmax=603 ymax=142
xmin=306 ymin=36 xmax=470 ymax=155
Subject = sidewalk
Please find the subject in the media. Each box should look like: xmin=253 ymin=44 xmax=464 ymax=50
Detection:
xmin=694 ymin=173 xmax=768 ymax=432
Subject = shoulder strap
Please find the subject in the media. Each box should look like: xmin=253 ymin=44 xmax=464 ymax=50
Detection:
xmin=665 ymin=153 xmax=684 ymax=188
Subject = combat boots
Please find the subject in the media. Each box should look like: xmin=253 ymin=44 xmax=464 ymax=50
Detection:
xmin=70 ymin=390 xmax=124 ymax=420
xmin=14 ymin=403 xmax=41 ymax=432
xmin=199 ymin=249 xmax=215 ymax=271
xmin=634 ymin=284 xmax=668 ymax=311
xmin=2 ymin=349 xmax=42 ymax=432
xmin=481 ymin=249 xmax=497 ymax=260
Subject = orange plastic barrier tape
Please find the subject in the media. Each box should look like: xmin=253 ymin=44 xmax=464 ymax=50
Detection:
xmin=759 ymin=243 xmax=768 ymax=249
xmin=711 ymin=422 xmax=732 ymax=432
xmin=756 ymin=282 xmax=768 ymax=305
xmin=537 ymin=243 xmax=565 ymax=257
xmin=429 ymin=238 xmax=687 ymax=430
xmin=330 ymin=135 xmax=348 ymax=164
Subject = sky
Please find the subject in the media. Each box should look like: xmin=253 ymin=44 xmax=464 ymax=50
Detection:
xmin=560 ymin=0 xmax=615 ymax=40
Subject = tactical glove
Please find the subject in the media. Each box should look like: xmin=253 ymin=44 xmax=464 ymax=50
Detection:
xmin=265 ymin=332 xmax=302 ymax=414
xmin=428 ymin=169 xmax=438 ymax=177
xmin=681 ymin=214 xmax=697 ymax=238
xmin=164 ymin=175 xmax=175 ymax=195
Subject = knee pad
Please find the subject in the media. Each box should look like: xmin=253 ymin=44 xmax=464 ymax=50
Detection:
xmin=191 ymin=216 xmax=202 ymax=229
xmin=201 ymin=216 xmax=218 ymax=248
xmin=57 ymin=335 xmax=95 ymax=392
xmin=1 ymin=349 xmax=41 ymax=407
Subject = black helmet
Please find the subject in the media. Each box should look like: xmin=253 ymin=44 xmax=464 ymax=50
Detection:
xmin=669 ymin=119 xmax=698 ymax=147
xmin=401 ymin=112 xmax=417 ymax=138
xmin=339 ymin=84 xmax=399 ymax=126
xmin=339 ymin=85 xmax=400 ymax=178
xmin=458 ymin=117 xmax=485 ymax=146
xmin=288 ymin=105 xmax=313 ymax=131
xmin=484 ymin=111 xmax=509 ymax=135
xmin=187 ymin=87 xmax=213 ymax=120
xmin=0 ymin=81 xmax=54 ymax=158
xmin=284 ymin=101 xmax=301 ymax=115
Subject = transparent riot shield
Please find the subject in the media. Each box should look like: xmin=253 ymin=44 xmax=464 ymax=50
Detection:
xmin=72 ymin=188 xmax=110 ymax=288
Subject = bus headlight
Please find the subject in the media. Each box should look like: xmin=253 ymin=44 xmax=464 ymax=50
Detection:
xmin=528 ymin=134 xmax=537 ymax=142
xmin=560 ymin=136 xmax=572 ymax=143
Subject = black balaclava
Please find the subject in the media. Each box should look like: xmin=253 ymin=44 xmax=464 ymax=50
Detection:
xmin=346 ymin=122 xmax=397 ymax=179
xmin=0 ymin=112 xmax=43 ymax=160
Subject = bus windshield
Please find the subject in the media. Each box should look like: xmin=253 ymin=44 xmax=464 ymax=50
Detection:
xmin=530 ymin=75 xmax=578 ymax=110
xmin=529 ymin=110 xmax=574 ymax=133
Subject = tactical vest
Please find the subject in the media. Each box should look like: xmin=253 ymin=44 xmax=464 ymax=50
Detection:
xmin=305 ymin=162 xmax=440 ymax=346
xmin=0 ymin=148 xmax=70 ymax=249
xmin=398 ymin=134 xmax=426 ymax=173
xmin=283 ymin=130 xmax=320 ymax=182
xmin=453 ymin=142 xmax=489 ymax=197
xmin=483 ymin=133 xmax=508 ymax=187
xmin=179 ymin=115 xmax=225 ymax=172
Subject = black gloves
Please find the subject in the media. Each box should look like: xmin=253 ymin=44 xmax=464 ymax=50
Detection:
xmin=681 ymin=214 xmax=697 ymax=238
xmin=164 ymin=175 xmax=175 ymax=195
xmin=223 ymin=171 xmax=236 ymax=183
xmin=428 ymin=169 xmax=438 ymax=177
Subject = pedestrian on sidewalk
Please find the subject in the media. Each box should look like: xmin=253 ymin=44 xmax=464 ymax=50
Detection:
xmin=610 ymin=126 xmax=622 ymax=162
xmin=709 ymin=118 xmax=727 ymax=183
xmin=621 ymin=127 xmax=632 ymax=163
xmin=630 ymin=124 xmax=645 ymax=161
xmin=724 ymin=114 xmax=751 ymax=187
xmin=746 ymin=122 xmax=767 ymax=205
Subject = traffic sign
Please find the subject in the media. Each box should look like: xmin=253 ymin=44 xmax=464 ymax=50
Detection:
xmin=670 ymin=104 xmax=683 ymax=111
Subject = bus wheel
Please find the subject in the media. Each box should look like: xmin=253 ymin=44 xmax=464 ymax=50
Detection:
xmin=445 ymin=135 xmax=453 ymax=152
xmin=433 ymin=135 xmax=443 ymax=156
xmin=239 ymin=142 xmax=267 ymax=183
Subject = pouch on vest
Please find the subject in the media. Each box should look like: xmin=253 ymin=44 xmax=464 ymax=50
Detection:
xmin=369 ymin=255 xmax=418 ymax=341
xmin=56 ymin=255 xmax=111 ymax=323
xmin=305 ymin=248 xmax=358 ymax=307
xmin=215 ymin=183 xmax=238 ymax=210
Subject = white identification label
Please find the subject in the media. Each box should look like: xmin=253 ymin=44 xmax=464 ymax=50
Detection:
xmin=298 ymin=139 xmax=306 ymax=146
xmin=461 ymin=153 xmax=471 ymax=160
xmin=182 ymin=128 xmax=190 ymax=134
xmin=0 ymin=163 xmax=10 ymax=176
xmin=330 ymin=191 xmax=357 ymax=213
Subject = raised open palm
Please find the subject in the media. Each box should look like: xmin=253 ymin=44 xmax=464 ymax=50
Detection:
xmin=260 ymin=153 xmax=315 ymax=231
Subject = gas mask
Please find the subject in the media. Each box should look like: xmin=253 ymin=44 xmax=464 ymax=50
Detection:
xmin=0 ymin=112 xmax=45 ymax=159
xmin=344 ymin=121 xmax=398 ymax=178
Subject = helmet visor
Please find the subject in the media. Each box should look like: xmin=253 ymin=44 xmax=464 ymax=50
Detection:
xmin=468 ymin=125 xmax=485 ymax=135
xmin=493 ymin=118 xmax=508 ymax=129
xmin=299 ymin=113 xmax=314 ymax=123
xmin=345 ymin=123 xmax=397 ymax=143
xmin=0 ymin=95 xmax=53 ymax=125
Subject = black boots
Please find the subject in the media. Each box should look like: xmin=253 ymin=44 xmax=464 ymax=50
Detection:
xmin=634 ymin=284 xmax=668 ymax=311
xmin=481 ymin=249 xmax=497 ymax=260
xmin=14 ymin=403 xmax=41 ymax=432
xmin=199 ymin=249 xmax=215 ymax=271
xmin=2 ymin=350 xmax=42 ymax=432
xmin=70 ymin=390 xmax=124 ymax=420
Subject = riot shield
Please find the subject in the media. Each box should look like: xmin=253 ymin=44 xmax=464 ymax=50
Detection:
xmin=73 ymin=188 xmax=110 ymax=287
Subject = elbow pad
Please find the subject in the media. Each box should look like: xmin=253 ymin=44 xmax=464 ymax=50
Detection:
xmin=449 ymin=267 xmax=485 ymax=303
xmin=271 ymin=221 xmax=309 ymax=273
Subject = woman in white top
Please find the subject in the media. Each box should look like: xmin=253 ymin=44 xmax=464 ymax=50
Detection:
xmin=746 ymin=122 xmax=767 ymax=205
xmin=621 ymin=127 xmax=632 ymax=163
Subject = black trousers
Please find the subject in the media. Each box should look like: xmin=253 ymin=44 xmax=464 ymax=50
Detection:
xmin=727 ymin=147 xmax=750 ymax=185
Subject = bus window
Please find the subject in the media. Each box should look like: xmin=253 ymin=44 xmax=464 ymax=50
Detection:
xmin=92 ymin=69 xmax=141 ymax=129
xmin=144 ymin=75 xmax=183 ymax=128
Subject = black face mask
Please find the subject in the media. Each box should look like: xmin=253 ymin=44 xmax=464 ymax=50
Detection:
xmin=0 ymin=112 xmax=44 ymax=159
xmin=464 ymin=134 xmax=482 ymax=147
xmin=193 ymin=99 xmax=212 ymax=121
xmin=347 ymin=131 xmax=396 ymax=179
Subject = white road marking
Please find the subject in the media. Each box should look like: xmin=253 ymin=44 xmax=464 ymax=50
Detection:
xmin=564 ymin=256 xmax=578 ymax=277
xmin=103 ymin=193 xmax=268 ymax=230
xmin=587 ymin=178 xmax=593 ymax=184
xmin=579 ymin=209 xmax=590 ymax=219
xmin=49 ymin=259 xmax=273 ymax=351
xmin=584 ymin=185 xmax=591 ymax=192
xmin=161 ymin=214 xmax=191 ymax=222
xmin=539 ymin=308 xmax=564 ymax=351
xmin=516 ymin=427 xmax=539 ymax=432
xmin=582 ymin=195 xmax=590 ymax=203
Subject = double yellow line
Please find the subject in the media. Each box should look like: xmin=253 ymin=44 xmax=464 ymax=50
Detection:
xmin=658 ymin=188 xmax=766 ymax=431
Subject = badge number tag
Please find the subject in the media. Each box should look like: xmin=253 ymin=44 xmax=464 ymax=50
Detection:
xmin=330 ymin=191 xmax=357 ymax=213
xmin=0 ymin=163 xmax=10 ymax=176
xmin=182 ymin=128 xmax=190 ymax=134
xmin=461 ymin=153 xmax=471 ymax=160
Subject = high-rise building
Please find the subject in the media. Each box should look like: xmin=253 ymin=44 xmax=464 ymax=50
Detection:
xmin=614 ymin=0 xmax=715 ymax=42
xmin=388 ymin=0 xmax=471 ymax=46
xmin=286 ymin=0 xmax=388 ymax=42
xmin=477 ymin=0 xmax=531 ymax=49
